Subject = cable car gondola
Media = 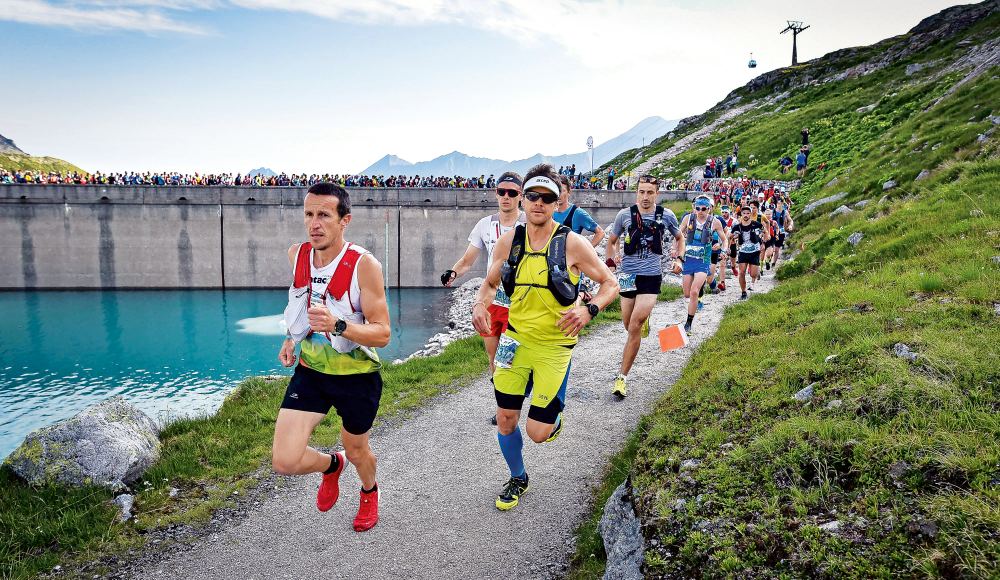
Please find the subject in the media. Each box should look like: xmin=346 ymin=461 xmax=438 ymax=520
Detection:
xmin=748 ymin=53 xmax=757 ymax=69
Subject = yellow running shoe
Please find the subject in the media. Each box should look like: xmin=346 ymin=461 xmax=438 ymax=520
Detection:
xmin=613 ymin=376 xmax=627 ymax=399
xmin=496 ymin=474 xmax=529 ymax=511
xmin=545 ymin=414 xmax=563 ymax=442
xmin=641 ymin=316 xmax=650 ymax=338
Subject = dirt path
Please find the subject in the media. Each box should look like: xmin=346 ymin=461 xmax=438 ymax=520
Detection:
xmin=131 ymin=268 xmax=779 ymax=580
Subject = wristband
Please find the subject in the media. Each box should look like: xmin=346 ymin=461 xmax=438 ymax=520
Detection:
xmin=676 ymin=256 xmax=686 ymax=263
xmin=471 ymin=301 xmax=488 ymax=313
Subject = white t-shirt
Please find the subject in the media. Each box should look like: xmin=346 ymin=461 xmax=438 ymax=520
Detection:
xmin=468 ymin=211 xmax=526 ymax=306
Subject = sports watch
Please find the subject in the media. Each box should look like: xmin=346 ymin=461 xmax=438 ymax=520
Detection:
xmin=587 ymin=303 xmax=600 ymax=318
xmin=332 ymin=319 xmax=347 ymax=336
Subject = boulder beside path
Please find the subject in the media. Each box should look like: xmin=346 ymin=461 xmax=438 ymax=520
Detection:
xmin=3 ymin=396 xmax=161 ymax=491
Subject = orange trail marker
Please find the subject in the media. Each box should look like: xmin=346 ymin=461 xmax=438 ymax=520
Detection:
xmin=659 ymin=325 xmax=690 ymax=352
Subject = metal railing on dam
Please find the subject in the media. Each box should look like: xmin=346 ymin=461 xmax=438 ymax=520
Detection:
xmin=0 ymin=185 xmax=700 ymax=289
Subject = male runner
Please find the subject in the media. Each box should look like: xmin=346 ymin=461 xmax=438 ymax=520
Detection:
xmin=472 ymin=164 xmax=618 ymax=510
xmin=769 ymin=198 xmax=793 ymax=267
xmin=730 ymin=206 xmax=770 ymax=300
xmin=606 ymin=175 xmax=682 ymax=398
xmin=761 ymin=208 xmax=779 ymax=272
xmin=441 ymin=172 xmax=526 ymax=425
xmin=676 ymin=196 xmax=727 ymax=335
xmin=554 ymin=174 xmax=605 ymax=247
xmin=275 ymin=182 xmax=391 ymax=532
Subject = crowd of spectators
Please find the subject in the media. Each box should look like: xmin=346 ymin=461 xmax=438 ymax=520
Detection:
xmin=1 ymin=168 xmax=622 ymax=190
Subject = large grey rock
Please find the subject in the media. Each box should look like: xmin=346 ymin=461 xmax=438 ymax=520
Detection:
xmin=905 ymin=63 xmax=925 ymax=76
xmin=847 ymin=232 xmax=864 ymax=247
xmin=830 ymin=205 xmax=854 ymax=218
xmin=3 ymin=396 xmax=160 ymax=491
xmin=803 ymin=192 xmax=848 ymax=214
xmin=853 ymin=199 xmax=870 ymax=209
xmin=599 ymin=480 xmax=644 ymax=580
xmin=883 ymin=180 xmax=897 ymax=190
xmin=915 ymin=170 xmax=931 ymax=181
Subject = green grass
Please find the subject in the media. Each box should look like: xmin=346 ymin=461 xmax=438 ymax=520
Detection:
xmin=568 ymin=14 xmax=1000 ymax=580
xmin=1 ymin=337 xmax=490 ymax=580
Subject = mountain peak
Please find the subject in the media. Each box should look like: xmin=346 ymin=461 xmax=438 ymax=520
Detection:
xmin=0 ymin=133 xmax=25 ymax=155
xmin=247 ymin=167 xmax=277 ymax=177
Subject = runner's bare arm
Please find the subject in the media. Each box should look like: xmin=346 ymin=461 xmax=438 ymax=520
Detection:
xmin=676 ymin=214 xmax=689 ymax=257
xmin=287 ymin=244 xmax=298 ymax=267
xmin=558 ymin=234 xmax=618 ymax=337
xmin=472 ymin=229 xmax=514 ymax=334
xmin=590 ymin=225 xmax=606 ymax=248
xmin=446 ymin=244 xmax=483 ymax=286
xmin=280 ymin=244 xmax=302 ymax=367
xmin=606 ymin=231 xmax=621 ymax=264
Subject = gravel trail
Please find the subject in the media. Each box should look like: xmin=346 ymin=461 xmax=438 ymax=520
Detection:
xmin=131 ymin=267 xmax=779 ymax=580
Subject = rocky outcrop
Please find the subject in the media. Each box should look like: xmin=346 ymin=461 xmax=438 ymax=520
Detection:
xmin=4 ymin=396 xmax=160 ymax=491
xmin=0 ymin=133 xmax=24 ymax=154
xmin=803 ymin=192 xmax=848 ymax=214
xmin=599 ymin=479 xmax=644 ymax=580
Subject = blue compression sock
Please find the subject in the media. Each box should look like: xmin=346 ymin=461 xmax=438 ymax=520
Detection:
xmin=498 ymin=427 xmax=525 ymax=479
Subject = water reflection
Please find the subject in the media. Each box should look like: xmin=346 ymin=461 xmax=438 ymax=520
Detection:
xmin=0 ymin=288 xmax=451 ymax=459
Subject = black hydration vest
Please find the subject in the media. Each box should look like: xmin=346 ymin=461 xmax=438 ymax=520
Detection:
xmin=623 ymin=205 xmax=665 ymax=256
xmin=500 ymin=224 xmax=579 ymax=307
xmin=686 ymin=214 xmax=713 ymax=246
xmin=561 ymin=205 xmax=578 ymax=229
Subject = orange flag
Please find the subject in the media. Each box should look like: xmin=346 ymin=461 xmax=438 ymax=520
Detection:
xmin=659 ymin=325 xmax=690 ymax=352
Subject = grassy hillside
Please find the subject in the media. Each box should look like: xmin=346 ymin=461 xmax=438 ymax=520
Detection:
xmin=572 ymin=3 xmax=1000 ymax=579
xmin=0 ymin=152 xmax=85 ymax=175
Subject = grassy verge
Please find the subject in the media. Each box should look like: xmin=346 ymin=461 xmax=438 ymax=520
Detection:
xmin=1 ymin=337 xmax=489 ymax=579
xmin=566 ymin=16 xmax=1000 ymax=578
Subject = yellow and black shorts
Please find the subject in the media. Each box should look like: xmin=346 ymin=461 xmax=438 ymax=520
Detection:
xmin=492 ymin=331 xmax=572 ymax=425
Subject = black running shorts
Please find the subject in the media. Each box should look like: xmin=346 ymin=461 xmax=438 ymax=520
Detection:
xmin=281 ymin=365 xmax=383 ymax=435
xmin=776 ymin=233 xmax=786 ymax=248
xmin=710 ymin=251 xmax=721 ymax=265
xmin=738 ymin=252 xmax=760 ymax=266
xmin=619 ymin=274 xmax=662 ymax=299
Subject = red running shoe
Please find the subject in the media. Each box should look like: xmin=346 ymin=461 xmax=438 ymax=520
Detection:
xmin=316 ymin=452 xmax=345 ymax=512
xmin=718 ymin=282 xmax=726 ymax=291
xmin=353 ymin=486 xmax=379 ymax=532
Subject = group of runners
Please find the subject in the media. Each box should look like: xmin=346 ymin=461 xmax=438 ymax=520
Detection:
xmin=269 ymin=165 xmax=793 ymax=530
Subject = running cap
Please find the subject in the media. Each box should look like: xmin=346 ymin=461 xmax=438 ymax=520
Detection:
xmin=757 ymin=192 xmax=765 ymax=198
xmin=497 ymin=175 xmax=522 ymax=187
xmin=523 ymin=176 xmax=560 ymax=197
xmin=721 ymin=206 xmax=731 ymax=213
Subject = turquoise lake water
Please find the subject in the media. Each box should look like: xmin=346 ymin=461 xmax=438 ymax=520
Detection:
xmin=0 ymin=289 xmax=452 ymax=459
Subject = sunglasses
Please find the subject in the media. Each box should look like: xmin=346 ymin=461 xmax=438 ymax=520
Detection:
xmin=524 ymin=191 xmax=558 ymax=204
xmin=695 ymin=206 xmax=710 ymax=211
xmin=637 ymin=176 xmax=658 ymax=184
xmin=496 ymin=188 xmax=521 ymax=197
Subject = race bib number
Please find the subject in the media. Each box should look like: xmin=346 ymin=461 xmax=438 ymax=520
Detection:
xmin=617 ymin=272 xmax=637 ymax=293
xmin=494 ymin=334 xmax=520 ymax=370
xmin=493 ymin=287 xmax=511 ymax=307
xmin=685 ymin=245 xmax=709 ymax=262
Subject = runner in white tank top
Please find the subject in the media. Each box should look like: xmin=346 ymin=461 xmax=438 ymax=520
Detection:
xmin=440 ymin=172 xmax=525 ymax=425
xmin=273 ymin=183 xmax=391 ymax=533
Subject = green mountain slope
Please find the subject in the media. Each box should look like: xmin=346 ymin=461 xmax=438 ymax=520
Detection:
xmin=0 ymin=152 xmax=86 ymax=174
xmin=0 ymin=133 xmax=85 ymax=174
xmin=572 ymin=2 xmax=1000 ymax=579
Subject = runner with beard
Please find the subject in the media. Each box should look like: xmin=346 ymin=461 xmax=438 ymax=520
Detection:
xmin=606 ymin=176 xmax=682 ymax=398
xmin=472 ymin=164 xmax=618 ymax=510
xmin=730 ymin=205 xmax=770 ymax=300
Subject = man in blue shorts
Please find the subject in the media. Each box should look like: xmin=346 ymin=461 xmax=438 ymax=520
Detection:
xmin=676 ymin=195 xmax=727 ymax=336
xmin=606 ymin=175 xmax=682 ymax=398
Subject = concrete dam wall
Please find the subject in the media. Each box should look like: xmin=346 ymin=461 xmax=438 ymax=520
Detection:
xmin=0 ymin=185 xmax=700 ymax=289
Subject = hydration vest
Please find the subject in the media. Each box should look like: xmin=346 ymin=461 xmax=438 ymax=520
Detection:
xmin=284 ymin=242 xmax=365 ymax=346
xmin=500 ymin=224 xmax=579 ymax=307
xmin=623 ymin=205 xmax=665 ymax=256
xmin=560 ymin=205 xmax=578 ymax=229
xmin=773 ymin=209 xmax=787 ymax=232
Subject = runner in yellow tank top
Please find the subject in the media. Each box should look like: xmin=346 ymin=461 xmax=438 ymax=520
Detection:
xmin=473 ymin=164 xmax=619 ymax=511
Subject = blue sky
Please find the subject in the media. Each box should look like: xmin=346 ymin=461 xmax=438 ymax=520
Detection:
xmin=0 ymin=0 xmax=963 ymax=174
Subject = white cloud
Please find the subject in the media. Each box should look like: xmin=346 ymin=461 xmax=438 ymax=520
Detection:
xmin=0 ymin=0 xmax=210 ymax=33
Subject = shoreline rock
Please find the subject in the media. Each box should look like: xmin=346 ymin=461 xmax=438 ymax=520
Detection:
xmin=4 ymin=396 xmax=160 ymax=491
